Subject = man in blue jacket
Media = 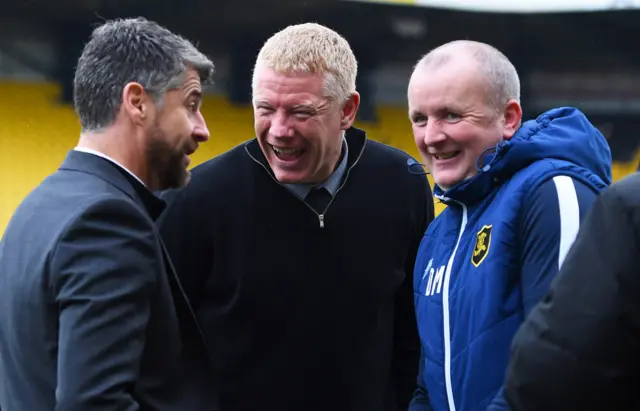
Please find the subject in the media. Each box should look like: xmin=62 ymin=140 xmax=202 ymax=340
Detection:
xmin=406 ymin=40 xmax=612 ymax=411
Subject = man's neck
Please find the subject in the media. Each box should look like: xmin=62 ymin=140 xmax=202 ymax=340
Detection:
xmin=77 ymin=129 xmax=155 ymax=189
xmin=284 ymin=136 xmax=348 ymax=199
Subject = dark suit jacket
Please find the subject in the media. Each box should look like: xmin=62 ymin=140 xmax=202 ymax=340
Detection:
xmin=0 ymin=150 xmax=214 ymax=411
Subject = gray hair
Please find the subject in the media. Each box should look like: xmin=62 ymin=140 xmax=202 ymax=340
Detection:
xmin=416 ymin=40 xmax=520 ymax=111
xmin=73 ymin=17 xmax=215 ymax=131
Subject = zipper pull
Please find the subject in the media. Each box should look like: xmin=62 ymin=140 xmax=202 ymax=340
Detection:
xmin=318 ymin=214 xmax=325 ymax=228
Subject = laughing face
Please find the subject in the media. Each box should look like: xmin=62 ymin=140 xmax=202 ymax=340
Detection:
xmin=252 ymin=67 xmax=359 ymax=184
xmin=408 ymin=58 xmax=519 ymax=191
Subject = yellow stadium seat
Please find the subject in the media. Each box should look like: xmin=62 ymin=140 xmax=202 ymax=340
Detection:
xmin=0 ymin=81 xmax=634 ymax=233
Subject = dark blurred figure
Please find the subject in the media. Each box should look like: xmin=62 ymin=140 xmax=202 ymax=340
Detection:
xmin=504 ymin=172 xmax=640 ymax=411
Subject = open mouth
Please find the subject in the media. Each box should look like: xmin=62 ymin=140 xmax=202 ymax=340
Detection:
xmin=433 ymin=151 xmax=460 ymax=161
xmin=270 ymin=144 xmax=304 ymax=161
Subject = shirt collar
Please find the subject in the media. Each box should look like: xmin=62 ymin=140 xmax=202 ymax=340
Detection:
xmin=285 ymin=136 xmax=349 ymax=199
xmin=72 ymin=147 xmax=166 ymax=220
xmin=74 ymin=146 xmax=147 ymax=187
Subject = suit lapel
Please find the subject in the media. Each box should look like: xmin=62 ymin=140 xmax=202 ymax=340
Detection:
xmin=61 ymin=150 xmax=213 ymax=361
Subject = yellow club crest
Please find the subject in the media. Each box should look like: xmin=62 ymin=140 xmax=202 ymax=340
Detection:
xmin=472 ymin=225 xmax=492 ymax=267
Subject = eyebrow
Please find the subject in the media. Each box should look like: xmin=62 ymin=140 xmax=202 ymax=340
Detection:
xmin=409 ymin=109 xmax=423 ymax=119
xmin=252 ymin=101 xmax=317 ymax=112
xmin=254 ymin=99 xmax=270 ymax=106
xmin=409 ymin=105 xmax=460 ymax=119
xmin=187 ymin=89 xmax=203 ymax=100
xmin=291 ymin=103 xmax=316 ymax=110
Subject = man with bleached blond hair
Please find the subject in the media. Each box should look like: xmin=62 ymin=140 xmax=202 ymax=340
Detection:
xmin=157 ymin=22 xmax=434 ymax=411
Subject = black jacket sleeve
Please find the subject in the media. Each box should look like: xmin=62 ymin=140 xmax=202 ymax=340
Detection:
xmin=504 ymin=179 xmax=640 ymax=411
xmin=392 ymin=175 xmax=435 ymax=411
xmin=157 ymin=187 xmax=213 ymax=311
xmin=51 ymin=198 xmax=159 ymax=411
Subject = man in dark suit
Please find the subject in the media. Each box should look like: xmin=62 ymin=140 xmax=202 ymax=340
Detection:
xmin=0 ymin=17 xmax=215 ymax=411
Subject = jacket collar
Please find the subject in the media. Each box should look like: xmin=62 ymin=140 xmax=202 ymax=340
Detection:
xmin=59 ymin=150 xmax=166 ymax=220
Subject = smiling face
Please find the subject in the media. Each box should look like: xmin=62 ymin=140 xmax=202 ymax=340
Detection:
xmin=252 ymin=67 xmax=359 ymax=184
xmin=408 ymin=58 xmax=520 ymax=190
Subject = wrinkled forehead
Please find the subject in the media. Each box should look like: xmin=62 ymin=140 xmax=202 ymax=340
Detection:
xmin=253 ymin=67 xmax=328 ymax=107
xmin=178 ymin=69 xmax=203 ymax=94
xmin=408 ymin=61 xmax=488 ymax=112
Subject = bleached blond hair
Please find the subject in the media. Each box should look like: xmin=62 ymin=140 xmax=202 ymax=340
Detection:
xmin=252 ymin=22 xmax=358 ymax=103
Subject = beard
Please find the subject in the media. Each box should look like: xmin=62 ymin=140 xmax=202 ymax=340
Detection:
xmin=147 ymin=123 xmax=191 ymax=191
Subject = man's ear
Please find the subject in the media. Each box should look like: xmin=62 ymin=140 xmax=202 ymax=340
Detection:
xmin=122 ymin=82 xmax=149 ymax=126
xmin=502 ymin=99 xmax=523 ymax=140
xmin=340 ymin=92 xmax=361 ymax=130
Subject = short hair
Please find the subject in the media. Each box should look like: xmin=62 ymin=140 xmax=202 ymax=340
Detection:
xmin=73 ymin=17 xmax=215 ymax=131
xmin=415 ymin=40 xmax=520 ymax=110
xmin=252 ymin=22 xmax=357 ymax=103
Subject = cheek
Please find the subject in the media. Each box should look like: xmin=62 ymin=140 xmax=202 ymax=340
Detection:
xmin=182 ymin=114 xmax=195 ymax=133
xmin=412 ymin=127 xmax=432 ymax=165
xmin=412 ymin=125 xmax=426 ymax=150
xmin=294 ymin=118 xmax=321 ymax=145
xmin=162 ymin=111 xmax=190 ymax=134
xmin=446 ymin=126 xmax=500 ymax=168
xmin=467 ymin=128 xmax=502 ymax=156
xmin=442 ymin=123 xmax=477 ymax=147
xmin=254 ymin=116 xmax=267 ymax=134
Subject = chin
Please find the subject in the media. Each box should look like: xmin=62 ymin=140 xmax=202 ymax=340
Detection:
xmin=274 ymin=172 xmax=305 ymax=184
xmin=434 ymin=174 xmax=463 ymax=191
xmin=159 ymin=167 xmax=190 ymax=191
xmin=266 ymin=150 xmax=311 ymax=184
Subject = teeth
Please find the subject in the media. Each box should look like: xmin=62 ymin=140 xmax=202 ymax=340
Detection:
xmin=273 ymin=146 xmax=301 ymax=155
xmin=436 ymin=152 xmax=457 ymax=160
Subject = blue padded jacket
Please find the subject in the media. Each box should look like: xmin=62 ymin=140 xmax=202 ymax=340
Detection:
xmin=409 ymin=107 xmax=612 ymax=411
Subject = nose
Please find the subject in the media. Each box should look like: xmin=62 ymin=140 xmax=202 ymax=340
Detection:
xmin=269 ymin=111 xmax=295 ymax=138
xmin=192 ymin=111 xmax=210 ymax=143
xmin=423 ymin=121 xmax=446 ymax=147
